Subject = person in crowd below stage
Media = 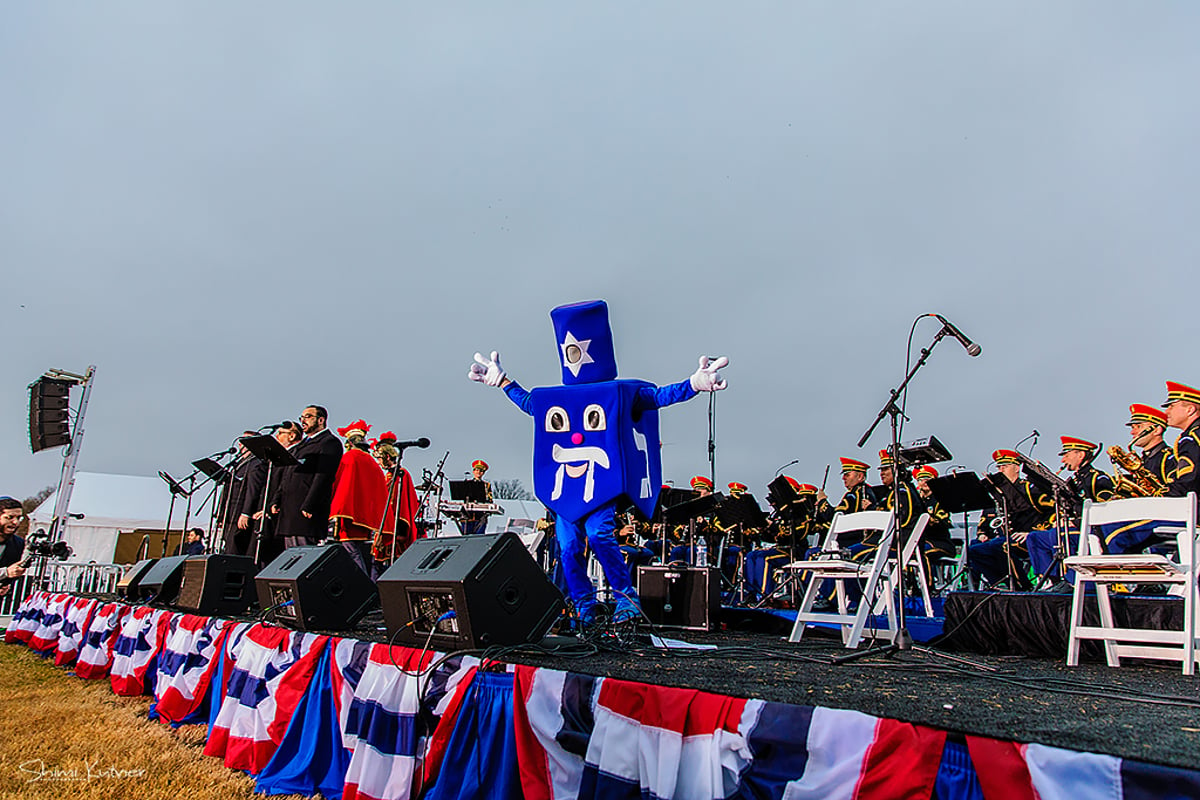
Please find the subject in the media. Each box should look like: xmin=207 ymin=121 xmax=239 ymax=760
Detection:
xmin=222 ymin=431 xmax=264 ymax=557
xmin=969 ymin=450 xmax=1054 ymax=589
xmin=0 ymin=497 xmax=28 ymax=598
xmin=1164 ymin=381 xmax=1200 ymax=511
xmin=459 ymin=460 xmax=493 ymax=535
xmin=271 ymin=405 xmax=343 ymax=549
xmin=912 ymin=465 xmax=956 ymax=569
xmin=1027 ymin=436 xmax=1115 ymax=589
xmin=174 ymin=528 xmax=206 ymax=556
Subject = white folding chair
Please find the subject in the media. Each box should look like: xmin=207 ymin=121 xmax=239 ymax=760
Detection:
xmin=891 ymin=513 xmax=934 ymax=617
xmin=786 ymin=510 xmax=899 ymax=647
xmin=1065 ymin=493 xmax=1198 ymax=674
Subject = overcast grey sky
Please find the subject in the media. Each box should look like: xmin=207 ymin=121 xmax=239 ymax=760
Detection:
xmin=3 ymin=3 xmax=1198 ymax=510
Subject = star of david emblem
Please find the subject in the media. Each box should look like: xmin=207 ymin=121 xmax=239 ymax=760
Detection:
xmin=559 ymin=331 xmax=595 ymax=377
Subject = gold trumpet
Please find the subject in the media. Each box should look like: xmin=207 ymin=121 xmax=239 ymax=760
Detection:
xmin=1107 ymin=441 xmax=1166 ymax=498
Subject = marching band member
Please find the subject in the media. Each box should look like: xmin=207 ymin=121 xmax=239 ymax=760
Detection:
xmin=969 ymin=449 xmax=1053 ymax=589
xmin=1027 ymin=436 xmax=1114 ymax=588
xmin=691 ymin=475 xmax=714 ymax=497
xmin=815 ymin=457 xmax=876 ymax=537
xmin=460 ymin=459 xmax=493 ymax=535
xmin=912 ymin=465 xmax=955 ymax=565
xmin=1164 ymin=381 xmax=1200 ymax=510
xmin=1128 ymin=403 xmax=1176 ymax=489
xmin=805 ymin=458 xmax=879 ymax=609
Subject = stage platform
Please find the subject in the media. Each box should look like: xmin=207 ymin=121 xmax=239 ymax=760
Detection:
xmin=6 ymin=589 xmax=1200 ymax=799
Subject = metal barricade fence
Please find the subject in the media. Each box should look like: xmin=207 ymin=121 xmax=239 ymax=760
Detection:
xmin=0 ymin=561 xmax=125 ymax=618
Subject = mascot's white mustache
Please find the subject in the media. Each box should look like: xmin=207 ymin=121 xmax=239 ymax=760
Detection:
xmin=551 ymin=444 xmax=610 ymax=502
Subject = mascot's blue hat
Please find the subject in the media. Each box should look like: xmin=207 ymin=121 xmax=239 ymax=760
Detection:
xmin=550 ymin=300 xmax=617 ymax=385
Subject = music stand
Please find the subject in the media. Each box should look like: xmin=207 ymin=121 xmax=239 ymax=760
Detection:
xmin=1013 ymin=450 xmax=1081 ymax=589
xmin=925 ymin=471 xmax=994 ymax=590
xmin=448 ymin=480 xmax=489 ymax=503
xmin=652 ymin=486 xmax=695 ymax=525
xmin=239 ymin=435 xmax=299 ymax=564
xmin=191 ymin=457 xmax=229 ymax=484
xmin=766 ymin=475 xmax=800 ymax=510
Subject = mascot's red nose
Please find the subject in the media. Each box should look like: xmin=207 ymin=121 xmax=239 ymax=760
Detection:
xmin=571 ymin=432 xmax=584 ymax=445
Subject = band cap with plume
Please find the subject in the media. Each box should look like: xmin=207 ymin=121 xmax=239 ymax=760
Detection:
xmin=472 ymin=459 xmax=489 ymax=472
xmin=727 ymin=481 xmax=748 ymax=494
xmin=877 ymin=449 xmax=895 ymax=469
xmin=336 ymin=419 xmax=370 ymax=438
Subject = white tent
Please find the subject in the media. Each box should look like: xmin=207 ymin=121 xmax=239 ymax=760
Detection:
xmin=30 ymin=472 xmax=176 ymax=564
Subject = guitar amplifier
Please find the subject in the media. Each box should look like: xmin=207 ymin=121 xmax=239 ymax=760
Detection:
xmin=177 ymin=555 xmax=259 ymax=616
xmin=115 ymin=559 xmax=158 ymax=600
xmin=636 ymin=566 xmax=719 ymax=630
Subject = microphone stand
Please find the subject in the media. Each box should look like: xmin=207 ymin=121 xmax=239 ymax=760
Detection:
xmin=836 ymin=325 xmax=956 ymax=662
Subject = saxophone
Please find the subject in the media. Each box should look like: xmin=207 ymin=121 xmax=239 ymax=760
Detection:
xmin=1107 ymin=443 xmax=1166 ymax=498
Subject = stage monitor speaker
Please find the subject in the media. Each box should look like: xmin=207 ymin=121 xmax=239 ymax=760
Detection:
xmin=254 ymin=545 xmax=378 ymax=631
xmin=137 ymin=555 xmax=193 ymax=605
xmin=27 ymin=377 xmax=72 ymax=453
xmin=177 ymin=555 xmax=259 ymax=616
xmin=637 ymin=566 xmax=719 ymax=630
xmin=378 ymin=531 xmax=564 ymax=650
xmin=116 ymin=559 xmax=158 ymax=600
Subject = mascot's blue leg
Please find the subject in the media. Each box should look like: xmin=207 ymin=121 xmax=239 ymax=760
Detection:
xmin=583 ymin=503 xmax=642 ymax=622
xmin=556 ymin=514 xmax=598 ymax=620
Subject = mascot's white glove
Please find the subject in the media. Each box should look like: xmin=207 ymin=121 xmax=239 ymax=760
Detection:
xmin=469 ymin=351 xmax=507 ymax=387
xmin=689 ymin=355 xmax=729 ymax=392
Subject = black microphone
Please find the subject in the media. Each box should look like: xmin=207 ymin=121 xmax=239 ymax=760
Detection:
xmin=395 ymin=438 xmax=431 ymax=449
xmin=260 ymin=423 xmax=283 ymax=432
xmin=934 ymin=314 xmax=982 ymax=357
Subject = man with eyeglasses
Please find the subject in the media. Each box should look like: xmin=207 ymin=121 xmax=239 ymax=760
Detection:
xmin=270 ymin=406 xmax=343 ymax=549
xmin=0 ymin=497 xmax=28 ymax=597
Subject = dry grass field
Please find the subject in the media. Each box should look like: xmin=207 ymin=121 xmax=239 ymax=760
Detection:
xmin=0 ymin=643 xmax=307 ymax=800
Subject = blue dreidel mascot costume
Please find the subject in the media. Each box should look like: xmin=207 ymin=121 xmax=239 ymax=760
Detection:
xmin=469 ymin=300 xmax=728 ymax=625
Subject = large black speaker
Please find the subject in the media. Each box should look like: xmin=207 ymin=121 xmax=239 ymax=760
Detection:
xmin=378 ymin=532 xmax=564 ymax=650
xmin=28 ymin=377 xmax=72 ymax=453
xmin=137 ymin=555 xmax=194 ymax=604
xmin=637 ymin=566 xmax=719 ymax=630
xmin=255 ymin=545 xmax=378 ymax=631
xmin=115 ymin=559 xmax=158 ymax=600
xmin=177 ymin=555 xmax=259 ymax=616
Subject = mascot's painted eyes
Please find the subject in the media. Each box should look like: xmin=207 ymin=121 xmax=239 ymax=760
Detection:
xmin=545 ymin=406 xmax=570 ymax=432
xmin=583 ymin=404 xmax=606 ymax=431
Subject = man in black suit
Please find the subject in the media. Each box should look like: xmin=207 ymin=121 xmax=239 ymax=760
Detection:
xmin=271 ymin=405 xmax=343 ymax=548
xmin=220 ymin=431 xmax=265 ymax=556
